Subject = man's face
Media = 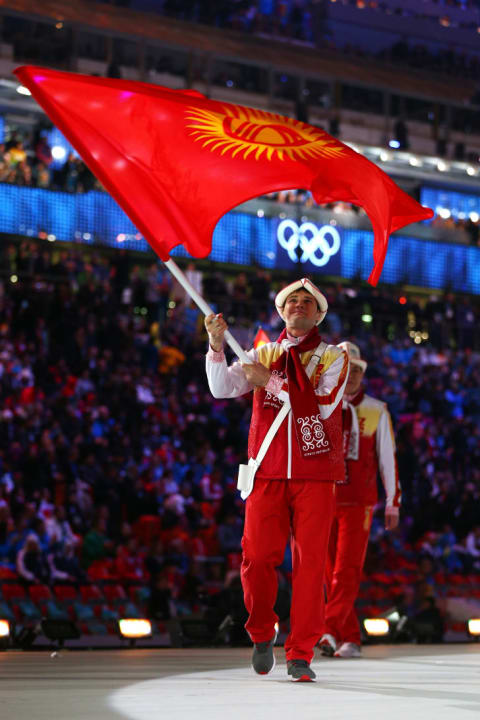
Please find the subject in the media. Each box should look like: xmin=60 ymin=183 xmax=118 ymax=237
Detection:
xmin=345 ymin=363 xmax=364 ymax=395
xmin=282 ymin=288 xmax=321 ymax=334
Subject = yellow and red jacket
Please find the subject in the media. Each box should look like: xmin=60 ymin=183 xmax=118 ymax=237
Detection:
xmin=206 ymin=338 xmax=348 ymax=482
xmin=337 ymin=389 xmax=401 ymax=508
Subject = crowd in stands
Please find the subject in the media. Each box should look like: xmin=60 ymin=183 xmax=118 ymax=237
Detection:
xmin=0 ymin=133 xmax=100 ymax=194
xmin=0 ymin=238 xmax=479 ymax=634
xmin=431 ymin=212 xmax=480 ymax=246
xmin=132 ymin=0 xmax=480 ymax=80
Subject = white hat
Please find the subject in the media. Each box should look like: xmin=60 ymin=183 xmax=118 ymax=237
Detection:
xmin=274 ymin=278 xmax=328 ymax=325
xmin=338 ymin=341 xmax=367 ymax=372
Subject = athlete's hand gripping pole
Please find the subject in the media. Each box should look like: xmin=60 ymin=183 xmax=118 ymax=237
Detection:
xmin=164 ymin=257 xmax=251 ymax=364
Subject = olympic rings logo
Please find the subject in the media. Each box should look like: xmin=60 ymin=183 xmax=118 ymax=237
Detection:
xmin=277 ymin=220 xmax=341 ymax=267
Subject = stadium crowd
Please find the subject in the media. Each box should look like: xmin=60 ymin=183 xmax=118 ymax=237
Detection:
xmin=0 ymin=134 xmax=100 ymax=194
xmin=0 ymin=238 xmax=479 ymax=630
xmin=1 ymin=136 xmax=479 ymax=247
xmin=134 ymin=0 xmax=480 ymax=80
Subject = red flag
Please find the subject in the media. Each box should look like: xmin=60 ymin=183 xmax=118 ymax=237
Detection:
xmin=253 ymin=328 xmax=271 ymax=349
xmin=15 ymin=66 xmax=433 ymax=285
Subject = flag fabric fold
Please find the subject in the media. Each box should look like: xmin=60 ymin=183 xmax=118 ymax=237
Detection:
xmin=15 ymin=66 xmax=433 ymax=284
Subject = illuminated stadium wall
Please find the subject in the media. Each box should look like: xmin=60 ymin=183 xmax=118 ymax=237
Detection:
xmin=1 ymin=184 xmax=480 ymax=294
xmin=420 ymin=186 xmax=480 ymax=220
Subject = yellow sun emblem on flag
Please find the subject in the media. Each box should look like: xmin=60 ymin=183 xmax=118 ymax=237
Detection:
xmin=185 ymin=105 xmax=344 ymax=161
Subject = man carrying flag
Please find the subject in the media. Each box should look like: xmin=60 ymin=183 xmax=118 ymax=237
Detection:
xmin=205 ymin=278 xmax=348 ymax=682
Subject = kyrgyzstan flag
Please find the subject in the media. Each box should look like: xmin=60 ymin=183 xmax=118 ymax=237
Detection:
xmin=253 ymin=328 xmax=271 ymax=349
xmin=15 ymin=66 xmax=433 ymax=285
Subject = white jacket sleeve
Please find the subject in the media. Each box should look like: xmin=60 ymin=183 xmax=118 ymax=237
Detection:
xmin=314 ymin=349 xmax=349 ymax=419
xmin=376 ymin=408 xmax=401 ymax=508
xmin=205 ymin=347 xmax=257 ymax=399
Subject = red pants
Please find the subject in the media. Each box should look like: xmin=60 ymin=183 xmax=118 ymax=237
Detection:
xmin=241 ymin=478 xmax=335 ymax=663
xmin=323 ymin=504 xmax=373 ymax=645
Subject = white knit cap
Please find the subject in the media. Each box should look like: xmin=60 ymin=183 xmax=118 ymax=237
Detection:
xmin=274 ymin=278 xmax=328 ymax=325
xmin=338 ymin=341 xmax=367 ymax=372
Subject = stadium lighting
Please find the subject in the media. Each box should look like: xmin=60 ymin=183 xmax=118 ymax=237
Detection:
xmin=0 ymin=620 xmax=10 ymax=637
xmin=468 ymin=619 xmax=480 ymax=637
xmin=118 ymin=619 xmax=152 ymax=640
xmin=0 ymin=619 xmax=10 ymax=649
xmin=51 ymin=145 xmax=67 ymax=161
xmin=363 ymin=618 xmax=389 ymax=636
xmin=16 ymin=85 xmax=31 ymax=96
xmin=469 ymin=212 xmax=479 ymax=223
xmin=438 ymin=207 xmax=451 ymax=219
xmin=389 ymin=140 xmax=400 ymax=149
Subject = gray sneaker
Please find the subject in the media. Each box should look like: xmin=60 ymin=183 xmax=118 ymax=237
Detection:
xmin=251 ymin=629 xmax=278 ymax=675
xmin=287 ymin=659 xmax=316 ymax=682
xmin=318 ymin=633 xmax=337 ymax=657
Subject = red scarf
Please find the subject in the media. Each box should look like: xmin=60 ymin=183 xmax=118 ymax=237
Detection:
xmin=265 ymin=326 xmax=331 ymax=459
xmin=337 ymin=390 xmax=363 ymax=485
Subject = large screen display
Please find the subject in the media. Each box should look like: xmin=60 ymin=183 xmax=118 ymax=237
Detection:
xmin=1 ymin=184 xmax=479 ymax=294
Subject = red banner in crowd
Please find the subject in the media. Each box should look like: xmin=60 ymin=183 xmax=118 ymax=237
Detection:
xmin=15 ymin=66 xmax=433 ymax=284
xmin=253 ymin=328 xmax=271 ymax=349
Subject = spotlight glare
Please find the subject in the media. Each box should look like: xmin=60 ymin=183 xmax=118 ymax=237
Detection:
xmin=51 ymin=145 xmax=66 ymax=161
xmin=364 ymin=618 xmax=389 ymax=636
xmin=0 ymin=620 xmax=10 ymax=637
xmin=16 ymin=85 xmax=31 ymax=96
xmin=468 ymin=618 xmax=480 ymax=636
xmin=389 ymin=140 xmax=400 ymax=149
xmin=10 ymin=275 xmax=18 ymax=284
xmin=118 ymin=619 xmax=152 ymax=639
xmin=361 ymin=314 xmax=373 ymax=323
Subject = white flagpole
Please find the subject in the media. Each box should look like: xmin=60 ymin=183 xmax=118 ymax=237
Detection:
xmin=164 ymin=258 xmax=251 ymax=364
